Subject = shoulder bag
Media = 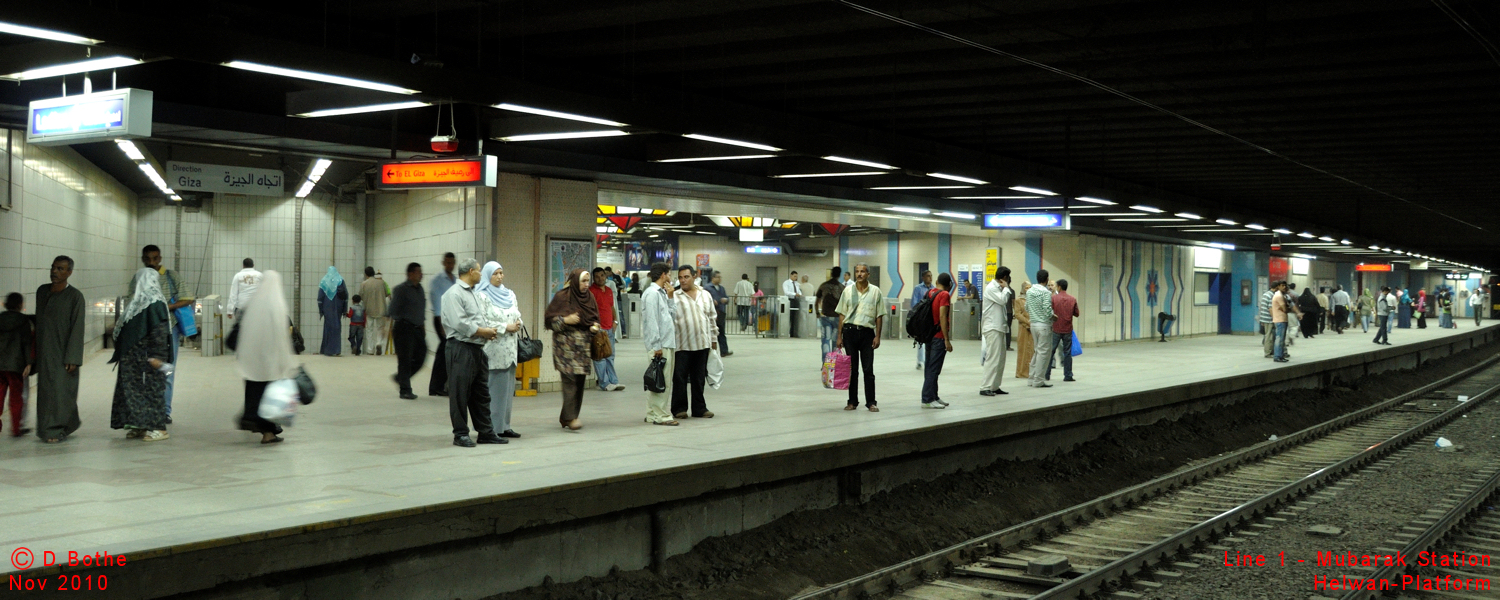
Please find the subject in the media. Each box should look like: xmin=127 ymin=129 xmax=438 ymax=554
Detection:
xmin=517 ymin=325 xmax=545 ymax=364
xmin=589 ymin=328 xmax=612 ymax=361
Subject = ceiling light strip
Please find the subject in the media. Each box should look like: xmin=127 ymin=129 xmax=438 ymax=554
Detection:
xmin=223 ymin=61 xmax=418 ymax=94
xmin=494 ymin=103 xmax=626 ymax=127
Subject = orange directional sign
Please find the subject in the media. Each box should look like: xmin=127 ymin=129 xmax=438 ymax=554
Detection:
xmin=376 ymin=156 xmax=497 ymax=189
xmin=1355 ymin=264 xmax=1393 ymax=272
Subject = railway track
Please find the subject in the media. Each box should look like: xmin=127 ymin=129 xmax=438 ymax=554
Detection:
xmin=1347 ymin=467 xmax=1500 ymax=600
xmin=789 ymin=356 xmax=1500 ymax=600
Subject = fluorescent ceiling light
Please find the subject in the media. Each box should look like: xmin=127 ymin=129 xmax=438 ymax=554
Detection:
xmin=652 ymin=154 xmax=775 ymax=163
xmin=224 ymin=61 xmax=417 ymax=94
xmin=870 ymin=185 xmax=971 ymax=190
xmin=1273 ymin=228 xmax=1293 ymax=234
xmin=886 ymin=206 xmax=931 ymax=215
xmin=947 ymin=195 xmax=1040 ymax=200
xmin=1381 ymin=247 xmax=1392 ymax=252
xmin=1013 ymin=205 xmax=1097 ymax=210
xmin=499 ymin=130 xmax=629 ymax=142
xmin=1009 ymin=186 xmax=1056 ymax=196
xmin=1074 ymin=196 xmax=1116 ymax=205
xmin=138 ymin=163 xmax=168 ymax=190
xmin=772 ymin=171 xmax=887 ymax=178
xmin=935 ymin=212 xmax=977 ymax=219
xmin=1369 ymin=245 xmax=1381 ymax=250
xmin=295 ymin=101 xmax=430 ymax=118
xmin=927 ymin=172 xmax=987 ymax=185
xmin=1109 ymin=218 xmax=1187 ymax=222
xmin=1183 ymin=228 xmax=1251 ymax=232
xmin=823 ymin=156 xmax=897 ymax=170
xmin=0 ymin=21 xmax=101 ymax=45
xmin=1215 ymin=218 xmax=1238 ymax=225
xmin=1297 ymin=232 xmax=1315 ymax=238
xmin=1246 ymin=224 xmax=1267 ymax=230
xmin=4 ymin=56 xmax=142 ymax=80
xmin=1129 ymin=205 xmax=1163 ymax=213
xmin=1208 ymin=243 xmax=1236 ymax=250
xmin=296 ymin=158 xmax=332 ymax=198
xmin=494 ymin=103 xmax=626 ymax=127
xmin=1174 ymin=212 xmax=1202 ymax=219
xmin=1069 ymin=212 xmax=1147 ymax=217
xmin=1393 ymin=250 xmax=1405 ymax=254
xmin=1292 ymin=253 xmax=1317 ymax=260
xmin=115 ymin=140 xmax=144 ymax=161
xmin=683 ymin=133 xmax=781 ymax=152
xmin=1316 ymin=236 xmax=1334 ymax=242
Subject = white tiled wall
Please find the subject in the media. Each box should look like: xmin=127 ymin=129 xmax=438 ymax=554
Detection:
xmin=0 ymin=141 xmax=138 ymax=350
xmin=368 ymin=187 xmax=480 ymax=353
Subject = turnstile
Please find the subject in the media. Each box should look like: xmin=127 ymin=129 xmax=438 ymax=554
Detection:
xmin=624 ymin=293 xmax=641 ymax=339
xmin=199 ymin=294 xmax=224 ymax=356
xmin=950 ymin=298 xmax=981 ymax=340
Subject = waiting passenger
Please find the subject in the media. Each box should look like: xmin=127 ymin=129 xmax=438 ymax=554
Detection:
xmin=1259 ymin=283 xmax=1279 ymax=358
xmin=545 ymin=268 xmax=601 ymax=431
xmin=672 ymin=265 xmax=719 ymax=419
xmin=1374 ymin=286 xmax=1394 ymax=345
xmin=136 ymin=245 xmax=192 ymax=422
xmin=442 ymin=258 xmax=502 ymax=447
xmin=477 ymin=262 xmax=523 ymax=440
xmin=707 ymin=271 xmax=732 ymax=357
xmin=359 ymin=267 xmax=390 ymax=356
xmin=236 ymin=271 xmax=296 ymax=445
xmin=0 ymin=292 xmax=33 ymax=437
xmin=1047 ymin=279 xmax=1079 ymax=383
xmin=1297 ymin=288 xmax=1321 ymax=339
xmin=733 ymin=274 xmax=755 ymax=332
xmin=588 ymin=268 xmax=624 ymax=392
xmin=1027 ymin=270 xmax=1056 ymax=389
xmin=911 ymin=270 xmax=934 ymax=371
xmin=920 ymin=272 xmax=952 ymax=408
xmin=1415 ymin=289 xmax=1429 ymax=329
xmin=836 ymin=263 xmax=882 ymax=412
xmin=347 ymin=295 xmax=366 ymax=355
xmin=1271 ymin=281 xmax=1290 ymax=363
xmin=429 ymin=253 xmax=459 ymax=397
xmin=110 ymin=268 xmax=172 ymax=442
xmin=35 ymin=256 xmax=85 ymax=444
xmin=1471 ymin=288 xmax=1487 ymax=326
xmin=816 ymin=267 xmax=845 ymax=362
xmin=1439 ymin=289 xmax=1455 ymax=328
xmin=642 ymin=262 xmax=680 ymax=425
xmin=1013 ymin=281 xmax=1034 ymax=380
xmin=1356 ymin=288 xmax=1375 ymax=333
xmin=979 ymin=266 xmax=1012 ymax=396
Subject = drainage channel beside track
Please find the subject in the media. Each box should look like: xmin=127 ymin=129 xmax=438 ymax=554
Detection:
xmin=790 ymin=356 xmax=1500 ymax=600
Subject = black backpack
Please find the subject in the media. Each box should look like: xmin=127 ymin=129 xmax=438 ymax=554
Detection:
xmin=906 ymin=289 xmax=940 ymax=345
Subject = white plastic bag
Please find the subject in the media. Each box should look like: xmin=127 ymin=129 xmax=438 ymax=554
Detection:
xmin=258 ymin=379 xmax=301 ymax=425
xmin=1435 ymin=437 xmax=1454 ymax=448
xmin=706 ymin=349 xmax=724 ymax=389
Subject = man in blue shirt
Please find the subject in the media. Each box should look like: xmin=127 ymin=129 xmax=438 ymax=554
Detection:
xmin=428 ymin=252 xmax=457 ymax=397
xmin=911 ymin=270 xmax=933 ymax=370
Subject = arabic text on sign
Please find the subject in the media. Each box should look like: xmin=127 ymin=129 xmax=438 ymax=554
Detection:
xmin=381 ymin=161 xmax=484 ymax=185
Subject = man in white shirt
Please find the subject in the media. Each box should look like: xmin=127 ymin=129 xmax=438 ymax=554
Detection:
xmin=672 ymin=265 xmax=720 ymax=419
xmin=226 ymin=258 xmax=262 ymax=320
xmin=783 ymin=271 xmax=804 ymax=338
xmin=1470 ymin=287 xmax=1487 ymax=326
xmin=733 ymin=274 xmax=755 ymax=332
xmin=1026 ymin=269 xmax=1057 ymax=388
xmin=359 ymin=267 xmax=391 ymax=355
xmin=980 ymin=266 xmax=1013 ymax=396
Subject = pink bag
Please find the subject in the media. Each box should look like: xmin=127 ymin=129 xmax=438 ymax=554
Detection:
xmin=824 ymin=351 xmax=851 ymax=390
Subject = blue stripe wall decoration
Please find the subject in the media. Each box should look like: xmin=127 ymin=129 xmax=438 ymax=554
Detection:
xmin=1164 ymin=245 xmax=1177 ymax=336
xmin=1024 ymin=234 xmax=1042 ymax=281
xmin=839 ymin=235 xmax=849 ymax=274
xmin=886 ymin=233 xmax=904 ymax=299
xmin=1128 ymin=241 xmax=1142 ymax=339
xmin=937 ymin=233 xmax=951 ymax=276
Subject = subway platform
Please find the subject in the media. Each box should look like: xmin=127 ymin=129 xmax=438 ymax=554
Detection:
xmin=2 ymin=322 xmax=1495 ymax=598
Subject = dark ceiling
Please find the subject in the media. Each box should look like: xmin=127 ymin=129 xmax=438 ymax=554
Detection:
xmin=4 ymin=0 xmax=1499 ymax=267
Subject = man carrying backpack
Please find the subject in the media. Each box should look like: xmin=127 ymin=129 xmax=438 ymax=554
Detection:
xmin=917 ymin=273 xmax=953 ymax=408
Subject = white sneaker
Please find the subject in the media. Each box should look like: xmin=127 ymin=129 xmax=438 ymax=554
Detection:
xmin=143 ymin=430 xmax=169 ymax=442
xmin=609 ymin=384 xmax=626 ymax=391
xmin=935 ymin=399 xmax=950 ymax=407
xmin=922 ymin=402 xmax=945 ymax=409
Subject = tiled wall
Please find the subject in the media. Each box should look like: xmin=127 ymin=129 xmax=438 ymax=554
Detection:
xmin=0 ymin=140 xmax=139 ymax=351
xmin=368 ymin=187 xmax=481 ymax=353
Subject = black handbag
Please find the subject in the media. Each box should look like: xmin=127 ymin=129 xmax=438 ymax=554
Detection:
xmin=644 ymin=355 xmax=668 ymax=393
xmin=294 ymin=365 xmax=317 ymax=405
xmin=517 ymin=325 xmax=544 ymax=364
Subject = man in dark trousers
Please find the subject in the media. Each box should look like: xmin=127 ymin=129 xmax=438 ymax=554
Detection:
xmin=921 ymin=273 xmax=953 ymax=408
xmin=428 ymin=252 xmax=457 ymax=396
xmin=388 ymin=262 xmax=427 ymax=400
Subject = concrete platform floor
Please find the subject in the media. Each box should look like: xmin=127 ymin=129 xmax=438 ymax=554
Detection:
xmin=0 ymin=322 xmax=1487 ymax=569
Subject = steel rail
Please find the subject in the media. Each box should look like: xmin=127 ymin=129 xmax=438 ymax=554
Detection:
xmin=788 ymin=353 xmax=1500 ymax=600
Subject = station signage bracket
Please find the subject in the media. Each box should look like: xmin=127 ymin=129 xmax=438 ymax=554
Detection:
xmin=376 ymin=155 xmax=498 ymax=190
xmin=980 ymin=212 xmax=1070 ymax=230
xmin=27 ymin=88 xmax=153 ymax=147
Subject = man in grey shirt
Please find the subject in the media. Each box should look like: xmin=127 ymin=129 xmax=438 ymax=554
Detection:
xmin=440 ymin=257 xmax=500 ymax=448
xmin=641 ymin=262 xmax=679 ymax=426
xmin=1329 ymin=285 xmax=1352 ymax=334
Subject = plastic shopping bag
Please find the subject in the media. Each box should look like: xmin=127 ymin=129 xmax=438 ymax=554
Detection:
xmin=257 ymin=379 xmax=301 ymax=425
xmin=707 ymin=349 xmax=724 ymax=389
xmin=1071 ymin=331 xmax=1083 ymax=357
xmin=825 ymin=351 xmax=851 ymax=390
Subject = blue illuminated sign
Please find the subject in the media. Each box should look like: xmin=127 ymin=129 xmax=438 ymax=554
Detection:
xmin=27 ymin=88 xmax=153 ymax=146
xmin=31 ymin=97 xmax=124 ymax=136
xmin=981 ymin=212 xmax=1068 ymax=230
xmin=744 ymin=245 xmax=782 ymax=254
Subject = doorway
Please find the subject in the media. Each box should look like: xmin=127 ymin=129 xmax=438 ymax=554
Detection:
xmin=1214 ymin=274 xmax=1233 ymax=334
xmin=756 ymin=266 xmax=780 ymax=297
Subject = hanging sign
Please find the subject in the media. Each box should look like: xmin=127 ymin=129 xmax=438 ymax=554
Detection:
xmin=744 ymin=245 xmax=781 ymax=254
xmin=1445 ymin=272 xmax=1474 ymax=280
xmin=1356 ymin=264 xmax=1393 ymax=272
xmin=28 ymin=88 xmax=153 ymax=146
xmin=981 ymin=212 xmax=1069 ymax=230
xmin=376 ymin=155 xmax=497 ymax=189
xmin=166 ymin=161 xmax=285 ymax=196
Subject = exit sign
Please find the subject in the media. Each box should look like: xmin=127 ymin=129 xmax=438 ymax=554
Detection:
xmin=376 ymin=156 xmax=497 ymax=190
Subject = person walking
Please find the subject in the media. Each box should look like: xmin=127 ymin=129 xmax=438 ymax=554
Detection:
xmin=588 ymin=268 xmax=625 ymax=392
xmin=35 ymin=256 xmax=85 ymax=443
xmin=316 ymin=266 xmax=348 ymax=356
xmin=1271 ymin=281 xmax=1291 ymax=362
xmin=389 ymin=263 xmax=427 ymax=400
xmin=429 ymin=252 xmax=458 ymax=397
xmin=1258 ymin=282 xmax=1279 ymax=357
xmin=641 ymin=263 xmax=680 ymax=426
xmin=911 ymin=270 xmax=933 ymax=370
xmin=545 ymin=269 xmax=601 ymax=431
xmin=672 ymin=265 xmax=720 ymax=419
xmin=733 ymin=274 xmax=755 ymax=332
xmin=1026 ymin=270 xmax=1056 ymax=388
xmin=478 ymin=261 xmax=523 ymax=440
xmin=816 ymin=267 xmax=844 ymax=362
xmin=1330 ymin=285 xmax=1351 ymax=334
xmin=359 ymin=267 xmax=390 ymax=355
xmin=980 ymin=266 xmax=1012 ymax=396
xmin=226 ymin=258 xmax=261 ymax=322
xmin=235 ymin=271 xmax=296 ymax=445
xmin=441 ymin=258 xmax=501 ymax=447
xmin=1471 ymin=287 xmax=1487 ymax=326
xmin=706 ymin=271 xmax=731 ymax=357
xmin=1047 ymin=279 xmax=1080 ymax=382
xmin=1356 ymin=288 xmax=1375 ymax=333
xmin=0 ymin=293 xmax=33 ymax=437
xmin=135 ymin=245 xmax=193 ymax=422
xmin=1374 ymin=286 xmax=1394 ymax=345
xmin=110 ymin=268 xmax=172 ymax=441
xmin=1013 ymin=281 xmax=1035 ymax=379
xmin=920 ymin=273 xmax=953 ymax=408
xmin=783 ymin=271 xmax=803 ymax=338
xmin=835 ymin=263 xmax=883 ymax=412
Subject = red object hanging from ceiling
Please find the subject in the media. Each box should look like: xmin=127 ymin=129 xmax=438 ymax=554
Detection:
xmin=819 ymin=223 xmax=849 ymax=236
xmin=607 ymin=216 xmax=643 ymax=230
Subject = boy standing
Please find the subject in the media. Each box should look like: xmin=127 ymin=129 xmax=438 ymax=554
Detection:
xmin=348 ymin=295 xmax=366 ymax=356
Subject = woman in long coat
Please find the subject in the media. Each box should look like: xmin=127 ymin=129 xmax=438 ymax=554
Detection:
xmin=110 ymin=268 xmax=172 ymax=441
xmin=1013 ymin=281 xmax=1034 ymax=379
xmin=545 ymin=269 xmax=601 ymax=431
xmin=1297 ymin=288 xmax=1321 ymax=339
xmin=237 ymin=271 xmax=297 ymax=444
xmin=316 ymin=266 xmax=348 ymax=356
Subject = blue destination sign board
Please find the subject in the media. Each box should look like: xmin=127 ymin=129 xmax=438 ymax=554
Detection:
xmin=28 ymin=88 xmax=153 ymax=146
xmin=981 ymin=212 xmax=1069 ymax=230
xmin=744 ymin=245 xmax=782 ymax=254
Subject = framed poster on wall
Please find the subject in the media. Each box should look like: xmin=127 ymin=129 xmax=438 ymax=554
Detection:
xmin=549 ymin=237 xmax=595 ymax=295
xmin=1100 ymin=265 xmax=1115 ymax=313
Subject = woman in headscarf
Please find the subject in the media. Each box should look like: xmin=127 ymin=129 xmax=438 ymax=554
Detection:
xmin=1297 ymin=288 xmax=1321 ymax=339
xmin=1415 ymin=289 xmax=1428 ymax=329
xmin=1013 ymin=281 xmax=1034 ymax=379
xmin=545 ymin=269 xmax=601 ymax=430
xmin=1356 ymin=288 xmax=1375 ymax=333
xmin=110 ymin=268 xmax=173 ymax=441
xmin=477 ymin=261 xmax=523 ymax=439
xmin=316 ymin=266 xmax=348 ymax=356
xmin=237 ymin=271 xmax=296 ymax=444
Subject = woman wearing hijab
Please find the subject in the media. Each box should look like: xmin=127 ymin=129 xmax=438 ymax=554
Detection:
xmin=110 ymin=268 xmax=173 ymax=441
xmin=477 ymin=262 xmax=523 ymax=438
xmin=316 ymin=266 xmax=349 ymax=356
xmin=1356 ymin=288 xmax=1375 ymax=332
xmin=1013 ymin=281 xmax=1034 ymax=379
xmin=1297 ymin=288 xmax=1321 ymax=339
xmin=237 ymin=271 xmax=297 ymax=444
xmin=545 ymin=269 xmax=601 ymax=430
xmin=1415 ymin=289 xmax=1428 ymax=329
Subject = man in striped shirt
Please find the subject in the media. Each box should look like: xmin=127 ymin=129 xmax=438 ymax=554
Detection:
xmin=672 ymin=265 xmax=720 ymax=420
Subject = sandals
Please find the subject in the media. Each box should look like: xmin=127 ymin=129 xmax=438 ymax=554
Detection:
xmin=645 ymin=418 xmax=679 ymax=426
